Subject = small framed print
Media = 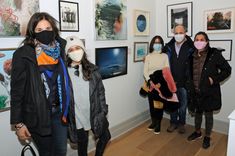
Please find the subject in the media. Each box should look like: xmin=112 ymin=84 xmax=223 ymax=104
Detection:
xmin=210 ymin=40 xmax=233 ymax=61
xmin=59 ymin=1 xmax=79 ymax=32
xmin=134 ymin=42 xmax=149 ymax=62
xmin=204 ymin=8 xmax=235 ymax=33
xmin=133 ymin=10 xmax=150 ymax=36
xmin=0 ymin=48 xmax=16 ymax=112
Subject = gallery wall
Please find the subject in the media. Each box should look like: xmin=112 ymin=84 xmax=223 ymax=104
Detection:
xmin=0 ymin=0 xmax=156 ymax=155
xmin=155 ymin=0 xmax=235 ymax=122
xmin=0 ymin=0 xmax=234 ymax=155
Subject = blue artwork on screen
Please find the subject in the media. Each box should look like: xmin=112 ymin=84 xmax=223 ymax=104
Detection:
xmin=95 ymin=46 xmax=128 ymax=79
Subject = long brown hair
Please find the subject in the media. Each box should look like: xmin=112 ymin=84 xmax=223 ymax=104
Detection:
xmin=22 ymin=12 xmax=59 ymax=46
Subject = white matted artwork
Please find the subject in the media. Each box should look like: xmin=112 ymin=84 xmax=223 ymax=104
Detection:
xmin=133 ymin=10 xmax=150 ymax=36
xmin=134 ymin=42 xmax=149 ymax=62
xmin=59 ymin=1 xmax=79 ymax=32
xmin=210 ymin=40 xmax=232 ymax=61
xmin=167 ymin=2 xmax=193 ymax=37
xmin=204 ymin=8 xmax=235 ymax=33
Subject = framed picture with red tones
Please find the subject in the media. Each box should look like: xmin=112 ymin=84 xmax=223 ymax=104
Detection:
xmin=204 ymin=7 xmax=235 ymax=33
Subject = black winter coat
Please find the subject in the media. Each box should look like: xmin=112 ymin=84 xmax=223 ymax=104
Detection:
xmin=187 ymin=47 xmax=231 ymax=112
xmin=10 ymin=37 xmax=77 ymax=143
xmin=88 ymin=65 xmax=110 ymax=138
xmin=163 ymin=35 xmax=194 ymax=88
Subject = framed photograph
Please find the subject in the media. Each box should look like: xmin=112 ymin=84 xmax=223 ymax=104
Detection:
xmin=134 ymin=42 xmax=149 ymax=62
xmin=0 ymin=48 xmax=16 ymax=112
xmin=59 ymin=1 xmax=79 ymax=32
xmin=95 ymin=46 xmax=128 ymax=80
xmin=133 ymin=10 xmax=150 ymax=36
xmin=0 ymin=0 xmax=39 ymax=37
xmin=204 ymin=8 xmax=235 ymax=33
xmin=167 ymin=2 xmax=193 ymax=37
xmin=95 ymin=0 xmax=127 ymax=40
xmin=209 ymin=40 xmax=233 ymax=61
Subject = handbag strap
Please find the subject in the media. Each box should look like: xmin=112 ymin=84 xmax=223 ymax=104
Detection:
xmin=21 ymin=144 xmax=36 ymax=156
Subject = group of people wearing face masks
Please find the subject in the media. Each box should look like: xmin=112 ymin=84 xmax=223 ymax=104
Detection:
xmin=143 ymin=25 xmax=231 ymax=149
xmin=10 ymin=12 xmax=110 ymax=156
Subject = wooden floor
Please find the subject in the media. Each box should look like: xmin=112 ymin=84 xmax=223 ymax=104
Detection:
xmin=89 ymin=118 xmax=228 ymax=156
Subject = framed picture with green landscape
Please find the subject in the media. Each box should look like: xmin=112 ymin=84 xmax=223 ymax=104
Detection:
xmin=0 ymin=48 xmax=15 ymax=112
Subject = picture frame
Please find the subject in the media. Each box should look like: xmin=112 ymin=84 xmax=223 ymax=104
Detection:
xmin=0 ymin=0 xmax=39 ymax=37
xmin=204 ymin=8 xmax=235 ymax=33
xmin=167 ymin=2 xmax=193 ymax=37
xmin=209 ymin=40 xmax=233 ymax=61
xmin=59 ymin=0 xmax=79 ymax=32
xmin=95 ymin=46 xmax=128 ymax=80
xmin=0 ymin=48 xmax=16 ymax=112
xmin=95 ymin=0 xmax=127 ymax=40
xmin=134 ymin=42 xmax=149 ymax=62
xmin=133 ymin=10 xmax=150 ymax=36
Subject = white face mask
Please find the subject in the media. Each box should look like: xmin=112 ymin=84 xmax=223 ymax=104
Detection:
xmin=174 ymin=34 xmax=185 ymax=43
xmin=68 ymin=49 xmax=84 ymax=62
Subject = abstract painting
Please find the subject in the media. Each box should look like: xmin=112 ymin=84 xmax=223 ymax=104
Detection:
xmin=0 ymin=0 xmax=39 ymax=37
xmin=95 ymin=0 xmax=127 ymax=40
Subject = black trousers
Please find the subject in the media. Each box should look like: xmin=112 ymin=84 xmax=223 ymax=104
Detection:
xmin=77 ymin=128 xmax=111 ymax=156
xmin=195 ymin=110 xmax=213 ymax=136
xmin=148 ymin=94 xmax=163 ymax=120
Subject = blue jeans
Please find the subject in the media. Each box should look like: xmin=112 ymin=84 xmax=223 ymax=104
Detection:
xmin=170 ymin=87 xmax=187 ymax=125
xmin=31 ymin=107 xmax=68 ymax=156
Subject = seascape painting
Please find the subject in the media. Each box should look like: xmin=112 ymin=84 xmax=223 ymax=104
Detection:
xmin=95 ymin=46 xmax=128 ymax=79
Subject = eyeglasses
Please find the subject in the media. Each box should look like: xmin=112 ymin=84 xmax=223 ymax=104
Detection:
xmin=74 ymin=65 xmax=79 ymax=77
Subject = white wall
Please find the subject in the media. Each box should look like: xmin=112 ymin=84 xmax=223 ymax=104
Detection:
xmin=0 ymin=0 xmax=155 ymax=155
xmin=155 ymin=0 xmax=235 ymax=122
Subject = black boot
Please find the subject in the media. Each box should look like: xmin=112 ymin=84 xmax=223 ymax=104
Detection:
xmin=154 ymin=119 xmax=161 ymax=134
xmin=95 ymin=129 xmax=111 ymax=156
xmin=148 ymin=117 xmax=156 ymax=131
xmin=77 ymin=129 xmax=89 ymax=156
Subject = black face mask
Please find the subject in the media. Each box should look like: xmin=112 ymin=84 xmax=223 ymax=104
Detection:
xmin=35 ymin=30 xmax=54 ymax=45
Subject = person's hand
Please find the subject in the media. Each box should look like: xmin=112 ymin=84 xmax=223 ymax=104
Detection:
xmin=209 ymin=77 xmax=213 ymax=85
xmin=16 ymin=125 xmax=31 ymax=140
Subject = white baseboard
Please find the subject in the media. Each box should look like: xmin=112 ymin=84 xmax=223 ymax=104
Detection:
xmin=67 ymin=110 xmax=150 ymax=156
xmin=164 ymin=113 xmax=229 ymax=135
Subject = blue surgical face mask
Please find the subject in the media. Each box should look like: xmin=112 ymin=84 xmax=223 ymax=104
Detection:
xmin=153 ymin=43 xmax=162 ymax=52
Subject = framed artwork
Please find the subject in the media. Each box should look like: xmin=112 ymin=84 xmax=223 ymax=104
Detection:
xmin=95 ymin=0 xmax=127 ymax=40
xmin=204 ymin=8 xmax=235 ymax=33
xmin=133 ymin=10 xmax=150 ymax=36
xmin=0 ymin=0 xmax=39 ymax=37
xmin=134 ymin=42 xmax=149 ymax=62
xmin=210 ymin=40 xmax=233 ymax=61
xmin=95 ymin=46 xmax=128 ymax=79
xmin=0 ymin=48 xmax=15 ymax=112
xmin=167 ymin=2 xmax=193 ymax=37
xmin=59 ymin=1 xmax=79 ymax=32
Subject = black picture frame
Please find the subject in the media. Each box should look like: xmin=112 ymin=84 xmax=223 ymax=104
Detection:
xmin=167 ymin=2 xmax=193 ymax=37
xmin=59 ymin=0 xmax=79 ymax=32
xmin=95 ymin=46 xmax=128 ymax=80
xmin=210 ymin=39 xmax=233 ymax=61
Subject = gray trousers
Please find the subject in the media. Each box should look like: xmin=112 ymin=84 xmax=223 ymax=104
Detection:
xmin=195 ymin=111 xmax=213 ymax=136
